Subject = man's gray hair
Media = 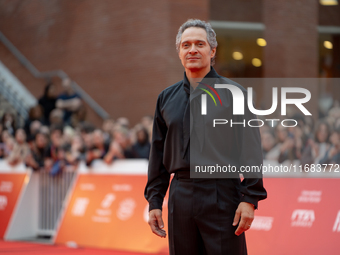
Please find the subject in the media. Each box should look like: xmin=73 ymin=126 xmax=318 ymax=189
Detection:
xmin=176 ymin=19 xmax=218 ymax=65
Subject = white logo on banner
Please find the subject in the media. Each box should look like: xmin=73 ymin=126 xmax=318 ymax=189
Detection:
xmin=333 ymin=211 xmax=340 ymax=232
xmin=117 ymin=198 xmax=136 ymax=221
xmin=92 ymin=216 xmax=111 ymax=223
xmin=92 ymin=194 xmax=116 ymax=223
xmin=298 ymin=190 xmax=321 ymax=203
xmin=101 ymin=193 xmax=116 ymax=209
xmin=0 ymin=181 xmax=13 ymax=193
xmin=250 ymin=216 xmax=274 ymax=231
xmin=80 ymin=183 xmax=95 ymax=191
xmin=112 ymin=184 xmax=132 ymax=192
xmin=72 ymin=198 xmax=89 ymax=216
xmin=0 ymin=195 xmax=7 ymax=210
xmin=291 ymin=209 xmax=315 ymax=227
xmin=96 ymin=209 xmax=111 ymax=216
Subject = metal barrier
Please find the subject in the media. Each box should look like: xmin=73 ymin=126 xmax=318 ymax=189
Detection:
xmin=37 ymin=169 xmax=76 ymax=236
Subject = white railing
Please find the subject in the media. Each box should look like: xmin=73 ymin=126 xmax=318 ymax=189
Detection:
xmin=38 ymin=169 xmax=76 ymax=236
xmin=0 ymin=160 xmax=76 ymax=238
xmin=0 ymin=60 xmax=37 ymax=119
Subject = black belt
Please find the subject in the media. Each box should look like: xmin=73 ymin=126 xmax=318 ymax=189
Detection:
xmin=174 ymin=170 xmax=191 ymax=179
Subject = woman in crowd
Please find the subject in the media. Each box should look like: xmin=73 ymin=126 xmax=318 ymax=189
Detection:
xmin=262 ymin=124 xmax=289 ymax=162
xmin=85 ymin=129 xmax=109 ymax=166
xmin=1 ymin=129 xmax=14 ymax=158
xmin=261 ymin=130 xmax=278 ymax=161
xmin=38 ymin=82 xmax=57 ymax=126
xmin=301 ymin=121 xmax=331 ymax=166
xmin=319 ymin=127 xmax=340 ymax=164
xmin=69 ymin=134 xmax=86 ymax=163
xmin=104 ymin=126 xmax=133 ymax=164
xmin=1 ymin=112 xmax=16 ymax=136
xmin=24 ymin=105 xmax=44 ymax=138
xmin=278 ymin=123 xmax=305 ymax=164
xmin=131 ymin=125 xmax=150 ymax=159
xmin=7 ymin=128 xmax=30 ymax=166
xmin=25 ymin=131 xmax=50 ymax=171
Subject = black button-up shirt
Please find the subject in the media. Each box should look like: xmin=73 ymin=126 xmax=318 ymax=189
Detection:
xmin=145 ymin=67 xmax=267 ymax=211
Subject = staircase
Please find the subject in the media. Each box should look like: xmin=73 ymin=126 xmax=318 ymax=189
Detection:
xmin=0 ymin=60 xmax=37 ymax=126
xmin=0 ymin=31 xmax=109 ymax=125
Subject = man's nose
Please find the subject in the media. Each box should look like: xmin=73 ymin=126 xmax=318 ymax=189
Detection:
xmin=189 ymin=45 xmax=198 ymax=54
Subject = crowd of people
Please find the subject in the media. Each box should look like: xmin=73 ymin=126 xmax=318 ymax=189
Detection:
xmin=1 ymin=79 xmax=340 ymax=174
xmin=0 ymin=78 xmax=152 ymax=174
xmin=261 ymin=102 xmax=340 ymax=166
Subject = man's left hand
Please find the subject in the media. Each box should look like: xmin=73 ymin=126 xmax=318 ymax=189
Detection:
xmin=232 ymin=202 xmax=255 ymax=236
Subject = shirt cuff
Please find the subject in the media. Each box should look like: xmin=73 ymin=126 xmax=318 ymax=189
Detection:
xmin=148 ymin=199 xmax=163 ymax=211
xmin=241 ymin=195 xmax=258 ymax=210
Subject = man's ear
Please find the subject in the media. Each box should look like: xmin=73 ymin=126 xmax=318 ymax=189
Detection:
xmin=211 ymin=47 xmax=216 ymax=58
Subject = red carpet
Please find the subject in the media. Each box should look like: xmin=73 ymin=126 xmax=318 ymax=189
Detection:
xmin=0 ymin=240 xmax=168 ymax=255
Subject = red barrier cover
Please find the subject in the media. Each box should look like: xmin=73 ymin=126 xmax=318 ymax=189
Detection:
xmin=56 ymin=175 xmax=340 ymax=254
xmin=55 ymin=174 xmax=169 ymax=253
xmin=247 ymin=178 xmax=340 ymax=255
xmin=0 ymin=173 xmax=27 ymax=238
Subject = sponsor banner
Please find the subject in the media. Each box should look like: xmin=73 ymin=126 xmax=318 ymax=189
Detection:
xmin=0 ymin=173 xmax=27 ymax=238
xmin=298 ymin=190 xmax=322 ymax=203
xmin=291 ymin=209 xmax=315 ymax=227
xmin=247 ymin=178 xmax=340 ymax=255
xmin=250 ymin=216 xmax=273 ymax=231
xmin=55 ymin=174 xmax=169 ymax=253
xmin=55 ymin=173 xmax=340 ymax=254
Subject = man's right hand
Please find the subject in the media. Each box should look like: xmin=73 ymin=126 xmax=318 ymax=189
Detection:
xmin=148 ymin=209 xmax=166 ymax=238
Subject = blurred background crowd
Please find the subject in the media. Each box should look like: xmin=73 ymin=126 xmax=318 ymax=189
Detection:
xmin=0 ymin=78 xmax=152 ymax=174
xmin=260 ymin=99 xmax=340 ymax=166
xmin=0 ymin=0 xmax=339 ymax=175
xmin=1 ymin=77 xmax=340 ymax=175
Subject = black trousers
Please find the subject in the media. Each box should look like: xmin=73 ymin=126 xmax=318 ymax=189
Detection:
xmin=168 ymin=172 xmax=247 ymax=255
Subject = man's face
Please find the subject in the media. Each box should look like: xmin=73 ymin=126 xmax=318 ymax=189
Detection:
xmin=36 ymin=133 xmax=47 ymax=149
xmin=178 ymin=27 xmax=216 ymax=73
xmin=51 ymin=130 xmax=62 ymax=146
xmin=62 ymin=78 xmax=73 ymax=94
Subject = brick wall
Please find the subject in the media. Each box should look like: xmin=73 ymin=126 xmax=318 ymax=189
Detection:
xmin=263 ymin=0 xmax=319 ymax=78
xmin=319 ymin=4 xmax=340 ymax=26
xmin=210 ymin=0 xmax=262 ymax=23
xmin=262 ymin=0 xmax=319 ymax=117
xmin=0 ymin=0 xmax=209 ymax=126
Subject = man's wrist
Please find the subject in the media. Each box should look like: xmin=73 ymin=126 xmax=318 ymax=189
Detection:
xmin=241 ymin=195 xmax=258 ymax=209
xmin=244 ymin=202 xmax=255 ymax=209
xmin=148 ymin=201 xmax=163 ymax=212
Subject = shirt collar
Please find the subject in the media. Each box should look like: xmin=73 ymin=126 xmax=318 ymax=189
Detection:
xmin=183 ymin=67 xmax=220 ymax=95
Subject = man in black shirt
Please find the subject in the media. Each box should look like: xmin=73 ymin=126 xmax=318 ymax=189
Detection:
xmin=145 ymin=19 xmax=267 ymax=255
